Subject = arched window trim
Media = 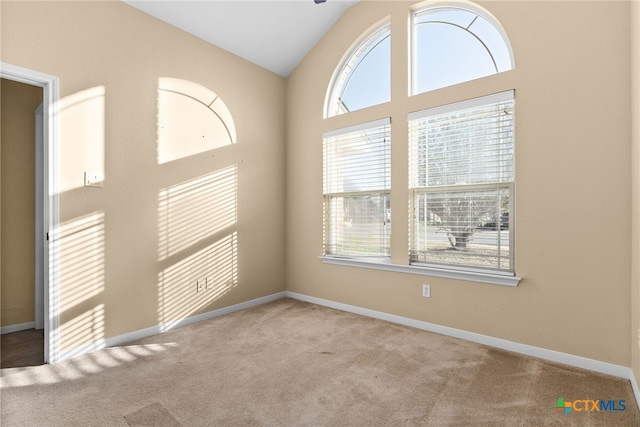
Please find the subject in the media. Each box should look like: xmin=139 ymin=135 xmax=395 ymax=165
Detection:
xmin=410 ymin=1 xmax=515 ymax=95
xmin=324 ymin=18 xmax=391 ymax=119
xmin=416 ymin=18 xmax=499 ymax=73
xmin=321 ymin=2 xmax=520 ymax=285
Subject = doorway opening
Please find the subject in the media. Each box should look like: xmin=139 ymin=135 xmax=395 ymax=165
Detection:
xmin=0 ymin=63 xmax=60 ymax=364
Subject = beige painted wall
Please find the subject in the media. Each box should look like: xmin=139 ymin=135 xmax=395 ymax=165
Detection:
xmin=1 ymin=0 xmax=634 ymax=369
xmin=631 ymin=0 xmax=640 ymax=384
xmin=2 ymin=1 xmax=285 ymax=351
xmin=286 ymin=0 xmax=632 ymax=365
xmin=0 ymin=78 xmax=42 ymax=327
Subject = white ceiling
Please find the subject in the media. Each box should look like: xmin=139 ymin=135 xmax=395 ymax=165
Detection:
xmin=123 ymin=0 xmax=358 ymax=77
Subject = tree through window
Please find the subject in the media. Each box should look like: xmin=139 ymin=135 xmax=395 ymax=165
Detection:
xmin=409 ymin=91 xmax=515 ymax=273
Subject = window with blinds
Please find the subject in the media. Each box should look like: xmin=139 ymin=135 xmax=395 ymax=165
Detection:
xmin=408 ymin=91 xmax=515 ymax=273
xmin=323 ymin=118 xmax=391 ymax=257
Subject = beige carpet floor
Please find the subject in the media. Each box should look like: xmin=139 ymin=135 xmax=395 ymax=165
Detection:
xmin=1 ymin=298 xmax=638 ymax=426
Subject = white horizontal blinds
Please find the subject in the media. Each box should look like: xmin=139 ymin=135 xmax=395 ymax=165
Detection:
xmin=409 ymin=91 xmax=514 ymax=272
xmin=323 ymin=118 xmax=391 ymax=257
xmin=411 ymin=187 xmax=512 ymax=271
xmin=409 ymin=90 xmax=514 ymax=188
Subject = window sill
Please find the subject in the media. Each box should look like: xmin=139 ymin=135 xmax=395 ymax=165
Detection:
xmin=319 ymin=256 xmax=521 ymax=287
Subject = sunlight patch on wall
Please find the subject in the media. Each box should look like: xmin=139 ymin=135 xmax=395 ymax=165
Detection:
xmin=51 ymin=211 xmax=106 ymax=353
xmin=158 ymin=165 xmax=237 ymax=260
xmin=58 ymin=86 xmax=105 ymax=192
xmin=158 ymin=232 xmax=238 ymax=329
xmin=56 ymin=211 xmax=105 ymax=312
xmin=59 ymin=304 xmax=105 ymax=352
xmin=157 ymin=77 xmax=236 ymax=164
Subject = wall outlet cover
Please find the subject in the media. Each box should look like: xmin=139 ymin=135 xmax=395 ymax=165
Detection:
xmin=422 ymin=284 xmax=431 ymax=298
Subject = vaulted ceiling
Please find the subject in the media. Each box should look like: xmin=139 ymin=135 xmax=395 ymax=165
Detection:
xmin=123 ymin=0 xmax=358 ymax=77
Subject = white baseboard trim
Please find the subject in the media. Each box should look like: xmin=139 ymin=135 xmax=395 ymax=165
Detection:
xmin=56 ymin=292 xmax=286 ymax=361
xmin=287 ymin=291 xmax=640 ymax=410
xmin=285 ymin=291 xmax=635 ymax=381
xmin=630 ymin=372 xmax=640 ymax=412
xmin=0 ymin=322 xmax=36 ymax=335
xmin=43 ymin=289 xmax=640 ymax=412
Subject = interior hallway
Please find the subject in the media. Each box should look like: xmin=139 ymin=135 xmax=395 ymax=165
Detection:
xmin=1 ymin=329 xmax=44 ymax=369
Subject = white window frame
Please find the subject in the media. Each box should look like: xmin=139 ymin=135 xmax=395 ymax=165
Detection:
xmin=320 ymin=3 xmax=521 ymax=287
xmin=410 ymin=3 xmax=515 ymax=95
xmin=323 ymin=118 xmax=391 ymax=259
xmin=324 ymin=20 xmax=391 ymax=118
xmin=408 ymin=91 xmax=515 ymax=275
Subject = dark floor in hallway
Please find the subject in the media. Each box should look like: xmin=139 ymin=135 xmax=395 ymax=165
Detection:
xmin=1 ymin=329 xmax=44 ymax=368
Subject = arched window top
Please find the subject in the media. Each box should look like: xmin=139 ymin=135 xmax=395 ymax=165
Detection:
xmin=325 ymin=21 xmax=391 ymax=118
xmin=412 ymin=4 xmax=514 ymax=95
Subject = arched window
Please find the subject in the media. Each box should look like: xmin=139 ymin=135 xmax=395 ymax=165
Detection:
xmin=322 ymin=3 xmax=518 ymax=283
xmin=325 ymin=22 xmax=390 ymax=118
xmin=412 ymin=5 xmax=514 ymax=94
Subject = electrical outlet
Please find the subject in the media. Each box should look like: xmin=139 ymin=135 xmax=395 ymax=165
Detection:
xmin=422 ymin=284 xmax=431 ymax=298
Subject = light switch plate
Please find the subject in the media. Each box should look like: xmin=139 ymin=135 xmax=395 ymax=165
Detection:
xmin=84 ymin=172 xmax=104 ymax=188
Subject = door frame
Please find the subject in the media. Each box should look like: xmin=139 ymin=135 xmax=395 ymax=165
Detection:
xmin=1 ymin=62 xmax=60 ymax=364
xmin=35 ymin=103 xmax=44 ymax=331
